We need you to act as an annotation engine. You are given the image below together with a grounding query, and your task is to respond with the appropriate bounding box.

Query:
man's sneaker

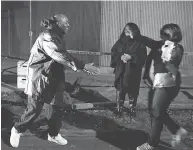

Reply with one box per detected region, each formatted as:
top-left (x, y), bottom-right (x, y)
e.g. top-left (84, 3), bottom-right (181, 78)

top-left (10, 127), bottom-right (22, 148)
top-left (171, 127), bottom-right (188, 147)
top-left (48, 133), bottom-right (68, 145)
top-left (137, 143), bottom-right (156, 150)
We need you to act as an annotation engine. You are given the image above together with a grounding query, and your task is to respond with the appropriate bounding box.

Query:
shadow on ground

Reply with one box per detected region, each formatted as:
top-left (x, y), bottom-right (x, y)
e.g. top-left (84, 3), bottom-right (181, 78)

top-left (97, 130), bottom-right (148, 150)
top-left (1, 105), bottom-right (175, 150)
top-left (97, 131), bottom-right (175, 150)
top-left (1, 105), bottom-right (49, 147)
top-left (1, 105), bottom-right (147, 150)
top-left (1, 106), bottom-right (19, 147)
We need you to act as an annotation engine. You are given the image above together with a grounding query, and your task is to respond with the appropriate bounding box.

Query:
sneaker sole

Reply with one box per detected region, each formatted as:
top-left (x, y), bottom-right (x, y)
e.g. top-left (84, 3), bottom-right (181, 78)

top-left (171, 132), bottom-right (188, 147)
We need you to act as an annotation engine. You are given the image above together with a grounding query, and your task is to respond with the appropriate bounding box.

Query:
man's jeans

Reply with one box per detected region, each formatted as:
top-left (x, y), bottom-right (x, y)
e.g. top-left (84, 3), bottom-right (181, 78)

top-left (148, 86), bottom-right (180, 147)
top-left (14, 81), bottom-right (65, 136)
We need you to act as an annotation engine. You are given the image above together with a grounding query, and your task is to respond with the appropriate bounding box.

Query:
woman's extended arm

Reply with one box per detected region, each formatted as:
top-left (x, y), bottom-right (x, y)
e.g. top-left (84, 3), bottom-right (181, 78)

top-left (135, 35), bottom-right (163, 50)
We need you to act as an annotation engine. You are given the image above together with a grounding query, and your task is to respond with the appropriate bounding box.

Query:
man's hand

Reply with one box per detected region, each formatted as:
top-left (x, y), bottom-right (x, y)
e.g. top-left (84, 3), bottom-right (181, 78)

top-left (121, 53), bottom-right (132, 63)
top-left (83, 63), bottom-right (100, 75)
top-left (69, 61), bottom-right (78, 71)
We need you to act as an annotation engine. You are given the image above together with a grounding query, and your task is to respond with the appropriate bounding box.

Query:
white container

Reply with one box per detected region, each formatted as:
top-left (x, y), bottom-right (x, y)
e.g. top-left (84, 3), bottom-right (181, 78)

top-left (17, 60), bottom-right (28, 76)
top-left (17, 75), bottom-right (27, 89)
top-left (17, 60), bottom-right (28, 88)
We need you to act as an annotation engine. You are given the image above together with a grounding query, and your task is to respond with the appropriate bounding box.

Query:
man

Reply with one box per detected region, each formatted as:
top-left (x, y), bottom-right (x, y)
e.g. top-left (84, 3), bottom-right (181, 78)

top-left (10, 14), bottom-right (99, 148)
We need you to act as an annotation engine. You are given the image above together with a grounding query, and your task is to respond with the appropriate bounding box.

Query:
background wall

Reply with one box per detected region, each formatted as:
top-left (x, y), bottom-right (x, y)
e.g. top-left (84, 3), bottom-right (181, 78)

top-left (1, 1), bottom-right (193, 68)
top-left (100, 1), bottom-right (193, 68)
top-left (1, 1), bottom-right (101, 65)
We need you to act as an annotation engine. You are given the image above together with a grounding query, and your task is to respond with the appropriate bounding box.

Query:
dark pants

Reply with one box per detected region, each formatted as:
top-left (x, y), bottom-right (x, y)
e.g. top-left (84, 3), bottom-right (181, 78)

top-left (148, 86), bottom-right (180, 147)
top-left (118, 90), bottom-right (138, 106)
top-left (116, 71), bottom-right (141, 107)
top-left (14, 80), bottom-right (65, 136)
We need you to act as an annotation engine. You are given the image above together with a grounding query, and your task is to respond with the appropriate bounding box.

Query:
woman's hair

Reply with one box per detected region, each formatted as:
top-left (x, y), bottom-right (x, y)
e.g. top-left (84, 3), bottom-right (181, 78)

top-left (120, 22), bottom-right (140, 39)
top-left (160, 23), bottom-right (182, 43)
top-left (40, 16), bottom-right (57, 30)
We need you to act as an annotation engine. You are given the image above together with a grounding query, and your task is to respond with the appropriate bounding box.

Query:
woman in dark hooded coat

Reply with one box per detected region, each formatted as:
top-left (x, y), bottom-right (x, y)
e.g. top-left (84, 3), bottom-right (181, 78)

top-left (110, 23), bottom-right (147, 113)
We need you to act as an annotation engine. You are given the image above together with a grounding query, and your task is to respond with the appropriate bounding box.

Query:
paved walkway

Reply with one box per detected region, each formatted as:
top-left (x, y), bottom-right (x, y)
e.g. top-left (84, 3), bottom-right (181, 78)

top-left (1, 61), bottom-right (193, 150)
top-left (1, 129), bottom-right (193, 150)
top-left (1, 127), bottom-right (193, 150)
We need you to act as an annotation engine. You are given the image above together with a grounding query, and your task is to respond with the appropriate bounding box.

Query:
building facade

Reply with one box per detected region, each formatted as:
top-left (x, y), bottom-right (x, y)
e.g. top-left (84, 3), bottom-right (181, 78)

top-left (1, 1), bottom-right (193, 68)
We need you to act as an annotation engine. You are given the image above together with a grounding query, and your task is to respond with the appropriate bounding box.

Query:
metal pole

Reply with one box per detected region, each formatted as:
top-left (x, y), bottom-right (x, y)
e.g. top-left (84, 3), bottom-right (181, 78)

top-left (8, 10), bottom-right (11, 56)
top-left (29, 0), bottom-right (33, 49)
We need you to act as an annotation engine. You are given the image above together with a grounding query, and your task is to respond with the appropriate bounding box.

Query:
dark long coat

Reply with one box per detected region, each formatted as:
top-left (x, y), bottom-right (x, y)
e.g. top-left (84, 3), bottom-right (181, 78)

top-left (110, 37), bottom-right (147, 97)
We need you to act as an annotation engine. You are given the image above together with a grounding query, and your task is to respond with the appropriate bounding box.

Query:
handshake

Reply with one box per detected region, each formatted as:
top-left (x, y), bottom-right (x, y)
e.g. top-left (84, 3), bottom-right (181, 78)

top-left (121, 53), bottom-right (132, 63)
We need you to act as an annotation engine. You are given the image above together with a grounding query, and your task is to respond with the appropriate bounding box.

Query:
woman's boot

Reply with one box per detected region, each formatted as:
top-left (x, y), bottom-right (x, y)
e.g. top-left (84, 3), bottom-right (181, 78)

top-left (129, 97), bottom-right (137, 117)
top-left (115, 91), bottom-right (125, 116)
top-left (116, 98), bottom-right (124, 114)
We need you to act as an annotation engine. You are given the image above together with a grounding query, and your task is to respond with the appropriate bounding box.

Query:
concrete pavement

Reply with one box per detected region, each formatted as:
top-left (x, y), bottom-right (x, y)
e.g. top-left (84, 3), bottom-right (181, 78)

top-left (1, 136), bottom-right (119, 150)
top-left (1, 129), bottom-right (193, 150)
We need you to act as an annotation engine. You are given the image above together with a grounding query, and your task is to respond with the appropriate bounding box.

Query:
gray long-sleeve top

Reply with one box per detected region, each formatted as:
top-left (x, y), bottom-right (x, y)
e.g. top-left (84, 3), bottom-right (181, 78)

top-left (24, 31), bottom-right (85, 96)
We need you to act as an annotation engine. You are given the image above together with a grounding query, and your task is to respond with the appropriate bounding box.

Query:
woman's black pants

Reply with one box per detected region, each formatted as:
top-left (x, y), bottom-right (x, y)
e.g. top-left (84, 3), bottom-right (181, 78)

top-left (147, 86), bottom-right (180, 147)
